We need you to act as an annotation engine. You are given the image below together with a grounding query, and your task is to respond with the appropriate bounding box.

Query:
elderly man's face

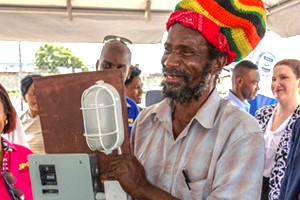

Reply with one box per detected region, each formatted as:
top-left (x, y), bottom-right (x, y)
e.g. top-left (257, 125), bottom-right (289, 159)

top-left (97, 42), bottom-right (131, 82)
top-left (161, 23), bottom-right (213, 105)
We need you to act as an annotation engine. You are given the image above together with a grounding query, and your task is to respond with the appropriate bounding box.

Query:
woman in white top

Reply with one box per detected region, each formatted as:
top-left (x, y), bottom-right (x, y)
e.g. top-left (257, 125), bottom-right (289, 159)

top-left (255, 59), bottom-right (300, 200)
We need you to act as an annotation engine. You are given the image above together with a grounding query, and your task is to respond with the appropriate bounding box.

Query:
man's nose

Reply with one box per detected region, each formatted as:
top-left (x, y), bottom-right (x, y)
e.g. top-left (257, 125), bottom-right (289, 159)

top-left (139, 88), bottom-right (143, 94)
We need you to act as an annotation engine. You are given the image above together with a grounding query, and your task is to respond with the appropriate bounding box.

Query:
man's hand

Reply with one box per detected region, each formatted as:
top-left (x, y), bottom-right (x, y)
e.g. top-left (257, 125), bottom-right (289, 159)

top-left (104, 154), bottom-right (179, 200)
top-left (104, 154), bottom-right (150, 198)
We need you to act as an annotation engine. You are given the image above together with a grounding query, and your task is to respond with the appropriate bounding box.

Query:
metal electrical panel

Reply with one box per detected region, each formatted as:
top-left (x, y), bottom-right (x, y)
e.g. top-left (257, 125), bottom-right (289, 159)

top-left (29, 154), bottom-right (99, 200)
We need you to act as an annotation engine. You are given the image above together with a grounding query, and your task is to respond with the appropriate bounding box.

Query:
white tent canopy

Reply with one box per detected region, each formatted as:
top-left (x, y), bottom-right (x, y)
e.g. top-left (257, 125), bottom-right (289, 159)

top-left (0, 0), bottom-right (299, 44)
top-left (0, 0), bottom-right (177, 43)
top-left (264, 0), bottom-right (300, 38)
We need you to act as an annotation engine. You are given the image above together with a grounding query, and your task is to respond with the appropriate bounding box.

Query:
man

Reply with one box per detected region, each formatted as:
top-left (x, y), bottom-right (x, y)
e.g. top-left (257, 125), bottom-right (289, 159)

top-left (226, 60), bottom-right (260, 112)
top-left (96, 40), bottom-right (139, 134)
top-left (20, 74), bottom-right (45, 154)
top-left (105, 0), bottom-right (266, 199)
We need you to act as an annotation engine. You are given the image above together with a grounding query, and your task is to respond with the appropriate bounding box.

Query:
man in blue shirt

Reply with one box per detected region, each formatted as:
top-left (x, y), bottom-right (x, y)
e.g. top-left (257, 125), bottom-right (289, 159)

top-left (96, 39), bottom-right (139, 134)
top-left (225, 60), bottom-right (260, 113)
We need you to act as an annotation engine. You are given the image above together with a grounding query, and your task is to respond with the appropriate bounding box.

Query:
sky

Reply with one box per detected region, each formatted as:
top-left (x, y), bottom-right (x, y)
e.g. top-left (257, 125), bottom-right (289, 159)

top-left (0, 30), bottom-right (299, 75)
top-left (0, 41), bottom-right (164, 75)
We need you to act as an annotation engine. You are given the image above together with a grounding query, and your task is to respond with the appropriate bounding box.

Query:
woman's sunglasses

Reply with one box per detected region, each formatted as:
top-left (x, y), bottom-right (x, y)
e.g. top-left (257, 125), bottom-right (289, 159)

top-left (2, 171), bottom-right (24, 200)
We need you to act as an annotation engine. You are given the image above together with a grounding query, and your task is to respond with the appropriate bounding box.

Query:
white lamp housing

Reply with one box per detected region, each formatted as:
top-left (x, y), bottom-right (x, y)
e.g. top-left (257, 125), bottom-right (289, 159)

top-left (81, 80), bottom-right (124, 155)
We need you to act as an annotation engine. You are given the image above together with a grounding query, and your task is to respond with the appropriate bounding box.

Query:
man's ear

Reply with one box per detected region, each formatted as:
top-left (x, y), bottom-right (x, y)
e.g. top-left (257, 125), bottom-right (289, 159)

top-left (237, 77), bottom-right (243, 85)
top-left (95, 60), bottom-right (99, 70)
top-left (211, 55), bottom-right (227, 75)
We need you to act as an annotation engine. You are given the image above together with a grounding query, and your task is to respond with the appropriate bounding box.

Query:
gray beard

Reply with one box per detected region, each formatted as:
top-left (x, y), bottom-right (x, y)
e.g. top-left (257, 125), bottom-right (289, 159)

top-left (161, 62), bottom-right (212, 108)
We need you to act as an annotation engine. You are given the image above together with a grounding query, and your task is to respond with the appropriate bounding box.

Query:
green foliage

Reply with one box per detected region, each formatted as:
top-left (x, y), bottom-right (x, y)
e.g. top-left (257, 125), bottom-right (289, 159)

top-left (8, 90), bottom-right (19, 97)
top-left (35, 43), bottom-right (85, 73)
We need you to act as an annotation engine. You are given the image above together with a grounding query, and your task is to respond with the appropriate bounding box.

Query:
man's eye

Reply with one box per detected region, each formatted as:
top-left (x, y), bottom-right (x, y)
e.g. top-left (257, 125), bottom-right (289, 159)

top-left (102, 64), bottom-right (111, 69)
top-left (164, 47), bottom-right (172, 54)
top-left (181, 50), bottom-right (194, 56)
top-left (117, 66), bottom-right (126, 69)
top-left (28, 92), bottom-right (36, 96)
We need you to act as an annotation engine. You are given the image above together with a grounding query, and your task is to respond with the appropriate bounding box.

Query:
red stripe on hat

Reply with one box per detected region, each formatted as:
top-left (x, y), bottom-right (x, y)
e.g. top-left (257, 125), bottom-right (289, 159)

top-left (239, 0), bottom-right (264, 7)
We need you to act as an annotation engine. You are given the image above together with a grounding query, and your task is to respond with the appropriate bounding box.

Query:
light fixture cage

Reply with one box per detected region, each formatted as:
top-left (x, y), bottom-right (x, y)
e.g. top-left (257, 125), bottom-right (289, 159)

top-left (81, 80), bottom-right (124, 155)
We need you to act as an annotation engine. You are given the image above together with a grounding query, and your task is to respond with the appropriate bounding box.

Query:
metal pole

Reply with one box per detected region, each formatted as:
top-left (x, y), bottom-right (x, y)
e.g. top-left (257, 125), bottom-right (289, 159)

top-left (18, 41), bottom-right (23, 111)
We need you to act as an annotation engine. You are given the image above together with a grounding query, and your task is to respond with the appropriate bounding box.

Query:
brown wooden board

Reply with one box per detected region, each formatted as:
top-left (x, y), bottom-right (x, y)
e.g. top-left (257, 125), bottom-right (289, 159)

top-left (33, 69), bottom-right (130, 191)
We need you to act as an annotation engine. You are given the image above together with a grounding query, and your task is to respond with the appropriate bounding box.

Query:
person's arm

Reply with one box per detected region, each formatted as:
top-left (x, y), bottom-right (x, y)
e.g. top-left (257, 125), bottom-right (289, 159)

top-left (105, 154), bottom-right (180, 200)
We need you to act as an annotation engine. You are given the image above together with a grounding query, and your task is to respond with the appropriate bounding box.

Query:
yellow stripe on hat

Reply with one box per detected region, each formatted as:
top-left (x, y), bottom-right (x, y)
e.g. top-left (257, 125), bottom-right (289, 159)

top-left (177, 0), bottom-right (238, 29)
top-left (177, 0), bottom-right (222, 26)
top-left (232, 0), bottom-right (266, 27)
top-left (230, 28), bottom-right (253, 59)
top-left (178, 0), bottom-right (266, 30)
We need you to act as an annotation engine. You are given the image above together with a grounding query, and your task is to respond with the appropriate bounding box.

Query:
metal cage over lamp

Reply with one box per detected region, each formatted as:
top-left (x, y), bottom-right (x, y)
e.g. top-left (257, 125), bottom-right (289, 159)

top-left (81, 80), bottom-right (124, 155)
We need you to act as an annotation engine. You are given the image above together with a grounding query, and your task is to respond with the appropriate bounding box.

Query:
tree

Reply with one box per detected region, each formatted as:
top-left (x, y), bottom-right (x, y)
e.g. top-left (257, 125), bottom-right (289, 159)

top-left (35, 43), bottom-right (87, 73)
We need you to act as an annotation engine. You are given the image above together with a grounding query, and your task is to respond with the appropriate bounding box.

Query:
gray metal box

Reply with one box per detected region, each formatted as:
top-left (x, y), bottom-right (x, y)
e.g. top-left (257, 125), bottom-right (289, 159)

top-left (28, 153), bottom-right (99, 200)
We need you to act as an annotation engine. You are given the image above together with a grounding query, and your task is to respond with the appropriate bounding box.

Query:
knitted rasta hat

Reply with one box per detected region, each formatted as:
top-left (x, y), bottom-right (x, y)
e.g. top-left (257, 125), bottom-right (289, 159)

top-left (166, 0), bottom-right (266, 65)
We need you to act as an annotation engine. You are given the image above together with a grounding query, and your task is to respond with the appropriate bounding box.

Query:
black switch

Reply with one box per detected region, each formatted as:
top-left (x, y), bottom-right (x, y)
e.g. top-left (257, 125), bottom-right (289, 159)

top-left (39, 165), bottom-right (57, 186)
